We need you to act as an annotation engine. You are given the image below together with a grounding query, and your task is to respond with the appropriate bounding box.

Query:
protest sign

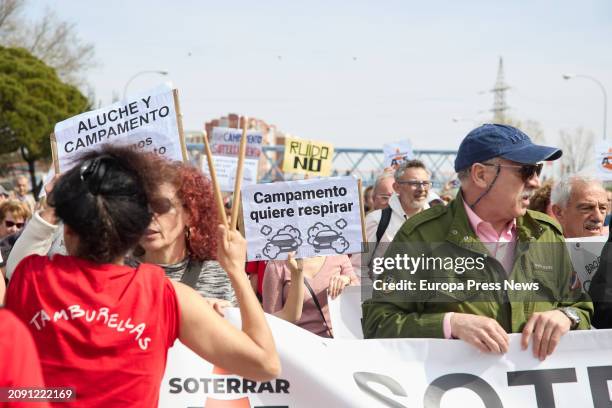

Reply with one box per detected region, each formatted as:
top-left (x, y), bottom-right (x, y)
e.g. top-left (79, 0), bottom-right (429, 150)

top-left (565, 236), bottom-right (606, 292)
top-left (595, 141), bottom-right (612, 180)
top-left (241, 176), bottom-right (363, 260)
top-left (383, 140), bottom-right (413, 168)
top-left (161, 308), bottom-right (612, 408)
top-left (282, 136), bottom-right (334, 176)
top-left (52, 84), bottom-right (186, 173)
top-left (201, 126), bottom-right (263, 192)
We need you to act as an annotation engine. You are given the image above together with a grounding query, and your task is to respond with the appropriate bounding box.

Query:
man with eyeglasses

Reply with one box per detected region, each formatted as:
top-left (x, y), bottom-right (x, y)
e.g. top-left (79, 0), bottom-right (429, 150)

top-left (363, 124), bottom-right (592, 361)
top-left (365, 160), bottom-right (431, 257)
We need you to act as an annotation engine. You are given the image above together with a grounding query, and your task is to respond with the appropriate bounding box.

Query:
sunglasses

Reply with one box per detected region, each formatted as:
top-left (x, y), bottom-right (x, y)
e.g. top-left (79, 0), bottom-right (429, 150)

top-left (5, 220), bottom-right (25, 228)
top-left (481, 162), bottom-right (543, 181)
top-left (149, 196), bottom-right (182, 215)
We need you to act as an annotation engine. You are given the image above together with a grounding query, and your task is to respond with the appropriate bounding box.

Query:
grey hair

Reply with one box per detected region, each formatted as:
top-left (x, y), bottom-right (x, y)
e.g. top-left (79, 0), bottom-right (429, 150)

top-left (394, 159), bottom-right (429, 181)
top-left (551, 175), bottom-right (604, 208)
top-left (374, 172), bottom-right (394, 192)
top-left (456, 158), bottom-right (498, 185)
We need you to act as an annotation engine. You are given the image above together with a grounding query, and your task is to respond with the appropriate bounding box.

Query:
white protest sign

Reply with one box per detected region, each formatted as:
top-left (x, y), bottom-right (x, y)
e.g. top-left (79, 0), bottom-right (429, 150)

top-left (160, 308), bottom-right (612, 408)
top-left (53, 83), bottom-right (184, 173)
top-left (241, 176), bottom-right (363, 261)
top-left (201, 127), bottom-right (263, 192)
top-left (383, 140), bottom-right (413, 168)
top-left (595, 141), bottom-right (612, 181)
top-left (565, 235), bottom-right (606, 292)
top-left (327, 285), bottom-right (363, 339)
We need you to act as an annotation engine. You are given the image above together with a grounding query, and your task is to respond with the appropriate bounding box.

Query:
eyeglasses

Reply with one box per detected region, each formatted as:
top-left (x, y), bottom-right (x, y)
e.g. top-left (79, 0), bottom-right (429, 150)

top-left (481, 162), bottom-right (543, 181)
top-left (5, 220), bottom-right (25, 229)
top-left (396, 180), bottom-right (432, 189)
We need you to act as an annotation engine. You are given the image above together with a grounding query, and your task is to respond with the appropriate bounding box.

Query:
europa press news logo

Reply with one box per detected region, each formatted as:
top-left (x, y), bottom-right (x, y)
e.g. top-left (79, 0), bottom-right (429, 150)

top-left (170, 366), bottom-right (291, 408)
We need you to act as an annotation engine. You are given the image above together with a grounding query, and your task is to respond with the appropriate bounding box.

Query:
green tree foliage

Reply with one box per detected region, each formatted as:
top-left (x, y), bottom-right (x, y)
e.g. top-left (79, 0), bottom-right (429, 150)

top-left (0, 46), bottom-right (89, 193)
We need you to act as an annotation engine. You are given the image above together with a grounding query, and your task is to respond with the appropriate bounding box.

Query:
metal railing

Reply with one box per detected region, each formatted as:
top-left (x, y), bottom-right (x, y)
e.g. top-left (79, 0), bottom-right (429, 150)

top-left (186, 144), bottom-right (458, 187)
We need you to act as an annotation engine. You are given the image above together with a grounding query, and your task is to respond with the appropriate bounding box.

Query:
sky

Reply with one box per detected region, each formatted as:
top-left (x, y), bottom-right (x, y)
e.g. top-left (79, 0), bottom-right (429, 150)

top-left (23, 0), bottom-right (612, 151)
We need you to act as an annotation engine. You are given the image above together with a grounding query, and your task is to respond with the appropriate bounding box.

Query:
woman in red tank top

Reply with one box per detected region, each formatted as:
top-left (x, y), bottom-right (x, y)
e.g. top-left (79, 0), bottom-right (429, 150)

top-left (5, 147), bottom-right (279, 407)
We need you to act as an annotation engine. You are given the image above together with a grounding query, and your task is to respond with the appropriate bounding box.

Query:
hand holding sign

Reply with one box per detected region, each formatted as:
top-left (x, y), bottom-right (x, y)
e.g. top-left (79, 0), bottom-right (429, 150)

top-left (216, 224), bottom-right (247, 276)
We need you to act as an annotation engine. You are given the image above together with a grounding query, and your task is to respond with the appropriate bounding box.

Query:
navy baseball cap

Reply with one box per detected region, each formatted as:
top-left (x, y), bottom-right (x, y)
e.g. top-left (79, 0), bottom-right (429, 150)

top-left (454, 124), bottom-right (562, 172)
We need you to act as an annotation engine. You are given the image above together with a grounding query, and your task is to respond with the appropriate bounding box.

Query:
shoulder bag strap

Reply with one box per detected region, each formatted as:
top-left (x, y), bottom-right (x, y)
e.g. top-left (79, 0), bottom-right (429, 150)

top-left (303, 277), bottom-right (333, 338)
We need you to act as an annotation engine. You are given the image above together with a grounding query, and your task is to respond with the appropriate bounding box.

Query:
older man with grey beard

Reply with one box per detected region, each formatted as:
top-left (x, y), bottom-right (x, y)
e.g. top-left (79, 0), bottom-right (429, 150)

top-left (551, 176), bottom-right (608, 238)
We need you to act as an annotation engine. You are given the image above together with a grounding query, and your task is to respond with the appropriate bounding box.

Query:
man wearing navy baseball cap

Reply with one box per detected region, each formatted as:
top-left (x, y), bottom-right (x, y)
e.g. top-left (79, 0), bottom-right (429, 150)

top-left (363, 124), bottom-right (592, 361)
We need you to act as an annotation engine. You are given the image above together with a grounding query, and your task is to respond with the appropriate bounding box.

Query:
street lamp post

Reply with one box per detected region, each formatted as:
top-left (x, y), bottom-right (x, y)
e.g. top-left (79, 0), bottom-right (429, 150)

top-left (123, 70), bottom-right (169, 100)
top-left (562, 73), bottom-right (608, 140)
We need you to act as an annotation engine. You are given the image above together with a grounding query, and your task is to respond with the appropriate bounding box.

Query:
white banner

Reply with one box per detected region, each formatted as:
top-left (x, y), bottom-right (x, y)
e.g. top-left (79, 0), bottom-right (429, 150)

top-left (328, 285), bottom-right (364, 339)
top-left (241, 177), bottom-right (363, 261)
top-left (383, 140), bottom-right (414, 168)
top-left (201, 127), bottom-right (263, 192)
top-left (565, 236), bottom-right (606, 292)
top-left (53, 84), bottom-right (183, 172)
top-left (161, 309), bottom-right (612, 408)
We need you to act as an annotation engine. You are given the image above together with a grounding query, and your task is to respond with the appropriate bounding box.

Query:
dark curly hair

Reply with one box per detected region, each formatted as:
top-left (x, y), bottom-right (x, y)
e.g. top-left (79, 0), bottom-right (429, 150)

top-left (49, 146), bottom-right (156, 264)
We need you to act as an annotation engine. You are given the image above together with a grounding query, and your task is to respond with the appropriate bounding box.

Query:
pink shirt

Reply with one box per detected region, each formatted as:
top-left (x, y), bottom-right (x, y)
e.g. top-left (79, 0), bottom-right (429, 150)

top-left (262, 255), bottom-right (358, 337)
top-left (443, 202), bottom-right (518, 338)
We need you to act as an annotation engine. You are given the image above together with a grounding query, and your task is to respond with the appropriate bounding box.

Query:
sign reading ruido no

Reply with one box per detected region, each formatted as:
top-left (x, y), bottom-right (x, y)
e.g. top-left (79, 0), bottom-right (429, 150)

top-left (51, 83), bottom-right (186, 173)
top-left (241, 176), bottom-right (363, 261)
top-left (282, 136), bottom-right (334, 176)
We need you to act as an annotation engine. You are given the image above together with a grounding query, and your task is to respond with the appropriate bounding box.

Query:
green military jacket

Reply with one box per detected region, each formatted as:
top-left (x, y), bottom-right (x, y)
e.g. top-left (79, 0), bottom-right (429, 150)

top-left (362, 193), bottom-right (593, 339)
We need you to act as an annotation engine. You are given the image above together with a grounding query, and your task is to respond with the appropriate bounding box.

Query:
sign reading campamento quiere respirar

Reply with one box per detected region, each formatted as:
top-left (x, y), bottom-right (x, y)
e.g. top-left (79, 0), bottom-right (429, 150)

top-left (241, 176), bottom-right (362, 261)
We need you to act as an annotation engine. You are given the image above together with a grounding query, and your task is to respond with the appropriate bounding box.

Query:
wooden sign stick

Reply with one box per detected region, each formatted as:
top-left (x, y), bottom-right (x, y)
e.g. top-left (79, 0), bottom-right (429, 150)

top-left (230, 117), bottom-right (248, 231)
top-left (49, 133), bottom-right (60, 174)
top-left (203, 130), bottom-right (229, 228)
top-left (357, 179), bottom-right (369, 253)
top-left (172, 89), bottom-right (189, 163)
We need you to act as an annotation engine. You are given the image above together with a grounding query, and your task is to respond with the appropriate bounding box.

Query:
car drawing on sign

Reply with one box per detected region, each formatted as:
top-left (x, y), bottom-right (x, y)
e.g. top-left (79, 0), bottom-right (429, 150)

top-left (269, 233), bottom-right (299, 252)
top-left (311, 230), bottom-right (341, 250)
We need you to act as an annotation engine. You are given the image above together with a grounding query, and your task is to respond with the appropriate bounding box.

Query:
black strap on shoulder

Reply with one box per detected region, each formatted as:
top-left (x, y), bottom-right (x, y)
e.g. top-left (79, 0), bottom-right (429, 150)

top-left (366, 207), bottom-right (394, 271)
top-left (303, 278), bottom-right (333, 338)
top-left (376, 206), bottom-right (393, 244)
top-left (180, 259), bottom-right (200, 288)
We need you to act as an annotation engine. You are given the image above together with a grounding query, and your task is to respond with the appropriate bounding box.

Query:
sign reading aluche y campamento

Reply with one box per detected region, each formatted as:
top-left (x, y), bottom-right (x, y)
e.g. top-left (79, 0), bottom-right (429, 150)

top-left (53, 84), bottom-right (184, 172)
top-left (241, 176), bottom-right (363, 261)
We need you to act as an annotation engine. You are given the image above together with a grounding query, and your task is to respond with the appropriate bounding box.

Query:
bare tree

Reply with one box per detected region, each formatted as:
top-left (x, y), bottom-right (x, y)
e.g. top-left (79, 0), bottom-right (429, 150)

top-left (0, 0), bottom-right (96, 86)
top-left (559, 127), bottom-right (595, 175)
top-left (0, 0), bottom-right (22, 33)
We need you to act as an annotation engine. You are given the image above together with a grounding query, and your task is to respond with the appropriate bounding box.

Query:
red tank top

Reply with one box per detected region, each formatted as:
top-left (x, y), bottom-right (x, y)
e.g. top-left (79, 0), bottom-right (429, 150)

top-left (6, 255), bottom-right (180, 408)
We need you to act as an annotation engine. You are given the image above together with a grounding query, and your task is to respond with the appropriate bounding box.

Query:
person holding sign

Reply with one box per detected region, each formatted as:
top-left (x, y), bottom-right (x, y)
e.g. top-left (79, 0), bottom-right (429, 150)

top-left (263, 254), bottom-right (358, 337)
top-left (5, 147), bottom-right (280, 406)
top-left (127, 160), bottom-right (237, 309)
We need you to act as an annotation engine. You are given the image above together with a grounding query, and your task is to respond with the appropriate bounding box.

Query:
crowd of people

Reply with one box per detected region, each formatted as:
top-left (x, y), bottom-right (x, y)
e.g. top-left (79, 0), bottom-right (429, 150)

top-left (1, 123), bottom-right (611, 406)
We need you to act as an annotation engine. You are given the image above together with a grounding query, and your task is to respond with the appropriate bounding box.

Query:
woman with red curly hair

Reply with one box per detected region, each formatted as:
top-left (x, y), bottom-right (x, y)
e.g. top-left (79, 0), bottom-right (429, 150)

top-left (128, 160), bottom-right (237, 305)
top-left (6, 159), bottom-right (236, 306)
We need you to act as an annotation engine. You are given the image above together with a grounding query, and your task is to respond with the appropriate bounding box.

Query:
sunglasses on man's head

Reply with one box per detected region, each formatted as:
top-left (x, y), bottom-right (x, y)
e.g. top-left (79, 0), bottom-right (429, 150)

top-left (5, 220), bottom-right (24, 228)
top-left (481, 162), bottom-right (543, 181)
